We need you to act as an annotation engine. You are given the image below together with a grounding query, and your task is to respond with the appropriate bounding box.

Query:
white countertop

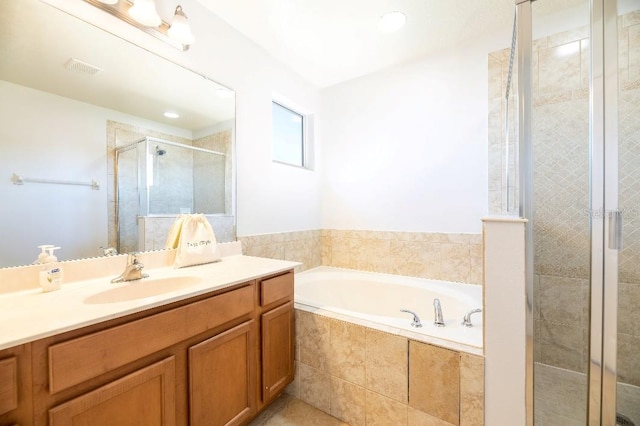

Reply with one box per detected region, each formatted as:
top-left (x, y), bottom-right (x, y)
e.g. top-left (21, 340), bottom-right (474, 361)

top-left (0, 255), bottom-right (299, 350)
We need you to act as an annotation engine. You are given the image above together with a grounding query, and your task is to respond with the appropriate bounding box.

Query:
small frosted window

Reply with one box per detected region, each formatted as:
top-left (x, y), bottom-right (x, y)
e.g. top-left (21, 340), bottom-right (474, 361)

top-left (272, 101), bottom-right (304, 167)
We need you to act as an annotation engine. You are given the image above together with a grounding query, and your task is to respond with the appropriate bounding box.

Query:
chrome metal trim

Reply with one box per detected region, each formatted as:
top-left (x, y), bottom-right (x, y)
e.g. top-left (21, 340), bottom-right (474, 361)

top-left (601, 0), bottom-right (620, 422)
top-left (516, 2), bottom-right (534, 425)
top-left (608, 210), bottom-right (623, 250)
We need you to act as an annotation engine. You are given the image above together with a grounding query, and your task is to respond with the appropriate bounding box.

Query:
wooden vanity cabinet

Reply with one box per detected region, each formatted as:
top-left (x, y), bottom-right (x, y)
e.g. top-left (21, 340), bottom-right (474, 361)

top-left (2, 268), bottom-right (295, 426)
top-left (258, 272), bottom-right (295, 407)
top-left (0, 344), bottom-right (33, 426)
top-left (189, 320), bottom-right (256, 426)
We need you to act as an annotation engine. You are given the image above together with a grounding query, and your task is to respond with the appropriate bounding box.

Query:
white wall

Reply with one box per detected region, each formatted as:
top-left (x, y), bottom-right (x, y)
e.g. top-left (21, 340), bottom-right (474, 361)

top-left (321, 41), bottom-right (501, 233)
top-left (43, 0), bottom-right (323, 238)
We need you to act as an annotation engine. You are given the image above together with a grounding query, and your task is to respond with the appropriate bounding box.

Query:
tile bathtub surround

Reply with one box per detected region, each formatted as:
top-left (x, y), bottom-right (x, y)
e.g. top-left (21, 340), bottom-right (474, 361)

top-left (240, 229), bottom-right (483, 284)
top-left (238, 230), bottom-right (323, 273)
top-left (290, 310), bottom-right (485, 426)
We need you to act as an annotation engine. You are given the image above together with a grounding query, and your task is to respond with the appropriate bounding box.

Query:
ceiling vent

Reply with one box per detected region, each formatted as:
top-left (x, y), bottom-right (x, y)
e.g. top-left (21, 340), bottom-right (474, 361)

top-left (64, 58), bottom-right (102, 75)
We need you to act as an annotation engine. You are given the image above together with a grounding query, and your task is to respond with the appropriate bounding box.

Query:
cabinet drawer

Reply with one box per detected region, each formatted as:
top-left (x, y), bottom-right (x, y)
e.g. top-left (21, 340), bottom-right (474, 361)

top-left (260, 272), bottom-right (293, 306)
top-left (49, 283), bottom-right (254, 394)
top-left (0, 357), bottom-right (17, 415)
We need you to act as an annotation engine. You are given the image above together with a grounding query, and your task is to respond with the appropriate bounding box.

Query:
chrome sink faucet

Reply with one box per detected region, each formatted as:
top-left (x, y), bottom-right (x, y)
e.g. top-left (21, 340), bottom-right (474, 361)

top-left (111, 253), bottom-right (149, 283)
top-left (433, 298), bottom-right (445, 327)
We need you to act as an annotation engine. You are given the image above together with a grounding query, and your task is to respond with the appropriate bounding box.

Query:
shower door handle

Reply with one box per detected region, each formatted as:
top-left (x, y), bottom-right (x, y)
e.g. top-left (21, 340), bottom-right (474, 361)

top-left (608, 210), bottom-right (623, 250)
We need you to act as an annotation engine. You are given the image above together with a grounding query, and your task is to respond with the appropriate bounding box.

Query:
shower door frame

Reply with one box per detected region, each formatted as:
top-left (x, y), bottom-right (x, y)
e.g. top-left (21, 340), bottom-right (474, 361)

top-left (518, 0), bottom-right (622, 424)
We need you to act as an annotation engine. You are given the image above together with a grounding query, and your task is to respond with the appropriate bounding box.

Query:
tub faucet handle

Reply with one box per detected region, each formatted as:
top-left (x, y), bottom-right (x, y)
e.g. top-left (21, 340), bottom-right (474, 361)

top-left (433, 298), bottom-right (445, 327)
top-left (400, 309), bottom-right (423, 328)
top-left (462, 308), bottom-right (482, 327)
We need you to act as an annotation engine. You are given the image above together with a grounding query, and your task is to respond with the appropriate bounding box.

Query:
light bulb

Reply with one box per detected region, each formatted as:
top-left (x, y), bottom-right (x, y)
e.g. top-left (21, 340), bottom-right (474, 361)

top-left (97, 0), bottom-right (119, 4)
top-left (128, 0), bottom-right (161, 27)
top-left (168, 5), bottom-right (195, 45)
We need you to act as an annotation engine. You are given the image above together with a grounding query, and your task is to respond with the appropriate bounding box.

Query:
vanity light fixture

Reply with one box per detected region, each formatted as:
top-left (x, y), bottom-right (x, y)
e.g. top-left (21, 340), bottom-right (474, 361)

top-left (168, 6), bottom-right (195, 45)
top-left (82, 0), bottom-right (194, 51)
top-left (378, 11), bottom-right (406, 33)
top-left (163, 111), bottom-right (180, 118)
top-left (128, 0), bottom-right (161, 27)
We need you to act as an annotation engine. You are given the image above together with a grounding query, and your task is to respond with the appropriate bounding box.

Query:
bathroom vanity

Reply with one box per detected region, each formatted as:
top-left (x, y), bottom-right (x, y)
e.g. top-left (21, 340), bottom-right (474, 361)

top-left (0, 255), bottom-right (296, 426)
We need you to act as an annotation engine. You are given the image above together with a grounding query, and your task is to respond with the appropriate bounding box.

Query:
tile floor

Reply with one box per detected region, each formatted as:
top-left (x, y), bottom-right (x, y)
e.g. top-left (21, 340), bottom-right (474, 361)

top-left (249, 394), bottom-right (349, 426)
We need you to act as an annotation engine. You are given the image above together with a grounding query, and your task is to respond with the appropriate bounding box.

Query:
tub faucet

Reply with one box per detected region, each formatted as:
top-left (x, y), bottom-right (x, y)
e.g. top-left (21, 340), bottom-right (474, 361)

top-left (433, 298), bottom-right (445, 327)
top-left (400, 309), bottom-right (423, 328)
top-left (111, 253), bottom-right (149, 283)
top-left (462, 308), bottom-right (482, 327)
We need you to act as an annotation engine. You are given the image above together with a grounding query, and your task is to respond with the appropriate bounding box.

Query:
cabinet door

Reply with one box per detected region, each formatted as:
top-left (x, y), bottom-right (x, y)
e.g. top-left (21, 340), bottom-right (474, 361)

top-left (261, 301), bottom-right (294, 402)
top-left (189, 320), bottom-right (256, 426)
top-left (49, 357), bottom-right (176, 426)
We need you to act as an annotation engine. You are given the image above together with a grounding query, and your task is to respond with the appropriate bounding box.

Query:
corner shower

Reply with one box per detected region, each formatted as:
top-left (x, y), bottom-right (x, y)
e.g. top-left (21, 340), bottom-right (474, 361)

top-left (493, 0), bottom-right (640, 424)
top-left (115, 136), bottom-right (231, 254)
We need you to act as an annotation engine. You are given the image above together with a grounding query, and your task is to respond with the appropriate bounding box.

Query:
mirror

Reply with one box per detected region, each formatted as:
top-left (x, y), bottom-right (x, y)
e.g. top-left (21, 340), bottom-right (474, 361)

top-left (0, 0), bottom-right (236, 268)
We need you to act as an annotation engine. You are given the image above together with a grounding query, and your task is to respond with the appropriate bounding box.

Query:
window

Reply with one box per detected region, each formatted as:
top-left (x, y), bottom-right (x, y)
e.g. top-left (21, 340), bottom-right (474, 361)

top-left (272, 101), bottom-right (307, 167)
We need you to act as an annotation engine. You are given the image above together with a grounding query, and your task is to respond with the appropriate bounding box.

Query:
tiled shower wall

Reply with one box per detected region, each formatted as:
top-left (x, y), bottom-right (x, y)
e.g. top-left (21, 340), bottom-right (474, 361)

top-left (488, 11), bottom-right (640, 388)
top-left (108, 121), bottom-right (234, 251)
top-left (239, 229), bottom-right (482, 285)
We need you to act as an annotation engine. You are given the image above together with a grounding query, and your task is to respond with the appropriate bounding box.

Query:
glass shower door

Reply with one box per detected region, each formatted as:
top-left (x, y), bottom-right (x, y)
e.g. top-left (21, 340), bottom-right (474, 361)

top-left (616, 0), bottom-right (640, 423)
top-left (530, 1), bottom-right (591, 424)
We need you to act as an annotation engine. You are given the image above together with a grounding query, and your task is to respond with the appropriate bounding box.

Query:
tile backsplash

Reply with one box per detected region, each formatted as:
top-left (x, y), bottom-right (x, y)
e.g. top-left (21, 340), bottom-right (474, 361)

top-left (239, 229), bottom-right (482, 285)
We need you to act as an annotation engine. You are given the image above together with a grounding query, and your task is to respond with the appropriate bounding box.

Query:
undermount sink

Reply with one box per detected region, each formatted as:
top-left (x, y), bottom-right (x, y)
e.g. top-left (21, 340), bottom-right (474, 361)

top-left (84, 275), bottom-right (203, 304)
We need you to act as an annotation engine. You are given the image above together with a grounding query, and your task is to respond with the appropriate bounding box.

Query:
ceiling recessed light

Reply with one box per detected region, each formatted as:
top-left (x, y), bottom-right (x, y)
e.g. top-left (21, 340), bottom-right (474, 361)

top-left (164, 112), bottom-right (179, 118)
top-left (378, 11), bottom-right (406, 33)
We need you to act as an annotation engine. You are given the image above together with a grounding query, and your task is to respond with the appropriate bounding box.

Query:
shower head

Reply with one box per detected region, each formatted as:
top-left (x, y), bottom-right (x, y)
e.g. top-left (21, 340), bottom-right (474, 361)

top-left (155, 145), bottom-right (167, 156)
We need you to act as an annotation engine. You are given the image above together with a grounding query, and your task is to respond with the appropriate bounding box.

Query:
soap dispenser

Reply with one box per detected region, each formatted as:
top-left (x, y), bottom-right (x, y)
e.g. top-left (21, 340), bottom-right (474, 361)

top-left (39, 246), bottom-right (63, 292)
top-left (34, 244), bottom-right (53, 265)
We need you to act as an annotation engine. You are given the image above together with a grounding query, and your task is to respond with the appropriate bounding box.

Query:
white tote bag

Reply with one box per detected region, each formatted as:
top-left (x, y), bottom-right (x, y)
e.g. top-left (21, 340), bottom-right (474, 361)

top-left (173, 214), bottom-right (221, 268)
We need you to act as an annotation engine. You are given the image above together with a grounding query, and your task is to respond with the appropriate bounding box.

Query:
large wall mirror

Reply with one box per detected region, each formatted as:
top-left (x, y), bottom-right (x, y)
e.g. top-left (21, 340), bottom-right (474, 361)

top-left (0, 0), bottom-right (236, 268)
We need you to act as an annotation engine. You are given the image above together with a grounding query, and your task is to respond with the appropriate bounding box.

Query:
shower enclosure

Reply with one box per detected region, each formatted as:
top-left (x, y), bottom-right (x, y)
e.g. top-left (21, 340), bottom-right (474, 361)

top-left (491, 0), bottom-right (640, 424)
top-left (115, 136), bottom-right (232, 253)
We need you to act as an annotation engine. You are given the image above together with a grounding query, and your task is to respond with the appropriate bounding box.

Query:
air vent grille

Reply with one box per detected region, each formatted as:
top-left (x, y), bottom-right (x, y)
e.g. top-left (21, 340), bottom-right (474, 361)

top-left (64, 58), bottom-right (102, 75)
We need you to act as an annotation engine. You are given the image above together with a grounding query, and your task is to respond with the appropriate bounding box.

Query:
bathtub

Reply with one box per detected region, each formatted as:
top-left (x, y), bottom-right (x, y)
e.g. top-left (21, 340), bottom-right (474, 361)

top-left (295, 266), bottom-right (483, 354)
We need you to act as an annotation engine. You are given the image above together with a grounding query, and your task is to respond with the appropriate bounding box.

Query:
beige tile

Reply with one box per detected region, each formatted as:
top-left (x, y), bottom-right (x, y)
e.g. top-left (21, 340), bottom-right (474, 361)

top-left (469, 244), bottom-right (483, 285)
top-left (284, 361), bottom-right (299, 398)
top-left (330, 237), bottom-right (351, 268)
top-left (440, 243), bottom-right (470, 283)
top-left (538, 275), bottom-right (586, 326)
top-left (329, 377), bottom-right (366, 426)
top-left (617, 381), bottom-right (640, 426)
top-left (537, 320), bottom-right (587, 373)
top-left (618, 333), bottom-right (640, 386)
top-left (538, 41), bottom-right (581, 94)
top-left (365, 329), bottom-right (409, 403)
top-left (533, 362), bottom-right (587, 424)
top-left (408, 407), bottom-right (456, 426)
top-left (365, 391), bottom-right (408, 426)
top-left (299, 363), bottom-right (331, 414)
top-left (618, 283), bottom-right (640, 336)
top-left (409, 342), bottom-right (460, 425)
top-left (629, 25), bottom-right (640, 80)
top-left (329, 320), bottom-right (366, 386)
top-left (297, 311), bottom-right (331, 371)
top-left (460, 354), bottom-right (484, 426)
top-left (349, 238), bottom-right (391, 273)
top-left (389, 241), bottom-right (441, 279)
top-left (322, 235), bottom-right (332, 265)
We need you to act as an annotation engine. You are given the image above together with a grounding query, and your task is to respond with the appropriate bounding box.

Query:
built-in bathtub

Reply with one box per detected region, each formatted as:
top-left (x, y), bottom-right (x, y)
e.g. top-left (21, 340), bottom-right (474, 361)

top-left (289, 266), bottom-right (486, 424)
top-left (295, 266), bottom-right (483, 355)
